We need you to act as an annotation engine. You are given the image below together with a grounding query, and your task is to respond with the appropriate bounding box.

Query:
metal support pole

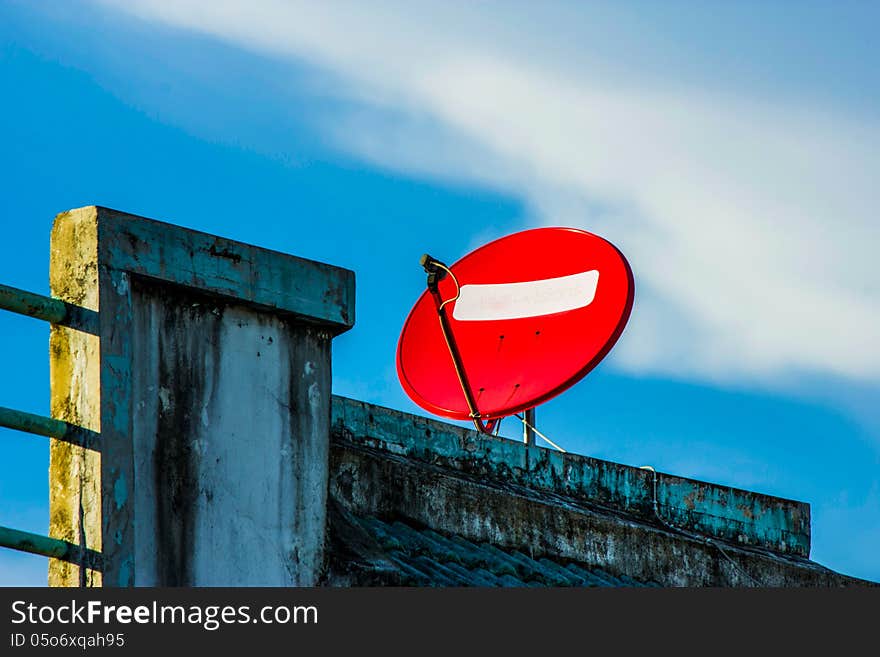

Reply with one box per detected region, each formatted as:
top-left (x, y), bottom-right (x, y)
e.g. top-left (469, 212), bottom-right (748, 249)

top-left (0, 406), bottom-right (98, 450)
top-left (0, 525), bottom-right (75, 560)
top-left (0, 282), bottom-right (67, 324)
top-left (523, 407), bottom-right (536, 447)
top-left (421, 254), bottom-right (498, 435)
top-left (0, 525), bottom-right (102, 570)
top-left (0, 406), bottom-right (69, 439)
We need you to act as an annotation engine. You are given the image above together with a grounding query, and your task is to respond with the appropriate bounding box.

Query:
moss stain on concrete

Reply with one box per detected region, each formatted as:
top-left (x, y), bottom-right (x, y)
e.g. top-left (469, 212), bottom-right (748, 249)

top-left (48, 207), bottom-right (102, 587)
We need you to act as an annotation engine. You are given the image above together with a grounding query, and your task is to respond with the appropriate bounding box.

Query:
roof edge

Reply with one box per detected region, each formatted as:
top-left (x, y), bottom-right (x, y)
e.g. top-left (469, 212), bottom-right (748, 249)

top-left (331, 395), bottom-right (810, 558)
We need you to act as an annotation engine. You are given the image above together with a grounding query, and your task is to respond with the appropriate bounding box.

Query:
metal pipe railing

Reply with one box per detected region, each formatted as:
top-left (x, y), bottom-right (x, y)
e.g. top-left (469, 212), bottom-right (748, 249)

top-left (0, 525), bottom-right (76, 560)
top-left (0, 406), bottom-right (68, 439)
top-left (0, 525), bottom-right (101, 570)
top-left (0, 406), bottom-right (98, 450)
top-left (0, 282), bottom-right (67, 324)
top-left (0, 282), bottom-right (102, 568)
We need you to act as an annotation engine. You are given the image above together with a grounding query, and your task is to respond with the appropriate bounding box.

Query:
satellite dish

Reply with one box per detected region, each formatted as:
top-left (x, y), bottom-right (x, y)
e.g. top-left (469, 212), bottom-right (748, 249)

top-left (396, 227), bottom-right (634, 435)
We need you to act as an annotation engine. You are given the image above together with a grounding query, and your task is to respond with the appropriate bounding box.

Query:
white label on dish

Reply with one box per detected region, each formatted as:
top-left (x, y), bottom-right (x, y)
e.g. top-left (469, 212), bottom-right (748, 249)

top-left (452, 270), bottom-right (599, 321)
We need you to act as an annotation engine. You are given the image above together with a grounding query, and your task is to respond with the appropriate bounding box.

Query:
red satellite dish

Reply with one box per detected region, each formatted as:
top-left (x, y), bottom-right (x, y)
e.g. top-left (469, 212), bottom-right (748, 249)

top-left (396, 227), bottom-right (634, 433)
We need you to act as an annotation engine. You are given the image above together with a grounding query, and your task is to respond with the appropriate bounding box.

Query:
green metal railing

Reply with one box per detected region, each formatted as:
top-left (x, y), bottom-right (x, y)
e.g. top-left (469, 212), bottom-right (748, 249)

top-left (0, 282), bottom-right (67, 324)
top-left (0, 283), bottom-right (101, 571)
top-left (0, 526), bottom-right (80, 561)
top-left (0, 406), bottom-right (69, 440)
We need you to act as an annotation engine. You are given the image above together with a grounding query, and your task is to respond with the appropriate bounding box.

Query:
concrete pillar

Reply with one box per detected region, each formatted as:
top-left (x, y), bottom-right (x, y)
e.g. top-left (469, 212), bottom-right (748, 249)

top-left (48, 207), bottom-right (354, 586)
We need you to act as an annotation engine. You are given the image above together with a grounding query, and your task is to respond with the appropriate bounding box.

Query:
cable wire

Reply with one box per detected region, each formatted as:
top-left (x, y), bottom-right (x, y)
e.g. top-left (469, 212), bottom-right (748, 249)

top-left (515, 413), bottom-right (566, 452)
top-left (638, 465), bottom-right (763, 586)
top-left (433, 262), bottom-right (460, 312)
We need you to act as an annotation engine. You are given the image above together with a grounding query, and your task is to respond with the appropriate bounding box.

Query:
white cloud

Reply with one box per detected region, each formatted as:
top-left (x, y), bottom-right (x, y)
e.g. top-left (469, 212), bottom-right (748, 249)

top-left (96, 0), bottom-right (880, 384)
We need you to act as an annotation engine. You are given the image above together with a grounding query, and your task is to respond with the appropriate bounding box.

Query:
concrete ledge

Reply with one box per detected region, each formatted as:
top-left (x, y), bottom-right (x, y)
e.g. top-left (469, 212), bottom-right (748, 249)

top-left (69, 206), bottom-right (355, 332)
top-left (331, 396), bottom-right (811, 558)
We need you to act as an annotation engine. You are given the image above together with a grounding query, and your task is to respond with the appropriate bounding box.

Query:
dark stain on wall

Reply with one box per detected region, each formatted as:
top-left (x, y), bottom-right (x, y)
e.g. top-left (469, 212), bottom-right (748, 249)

top-left (148, 286), bottom-right (224, 586)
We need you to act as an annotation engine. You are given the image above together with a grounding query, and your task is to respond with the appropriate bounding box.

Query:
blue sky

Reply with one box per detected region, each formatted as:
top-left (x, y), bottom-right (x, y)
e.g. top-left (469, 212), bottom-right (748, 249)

top-left (1, 1), bottom-right (878, 584)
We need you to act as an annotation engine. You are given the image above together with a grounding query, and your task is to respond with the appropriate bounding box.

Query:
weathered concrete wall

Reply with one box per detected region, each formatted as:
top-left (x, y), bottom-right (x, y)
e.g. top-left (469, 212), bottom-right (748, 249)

top-left (48, 206), bottom-right (354, 586)
top-left (329, 397), bottom-right (866, 587)
top-left (130, 282), bottom-right (330, 585)
top-left (331, 397), bottom-right (810, 557)
top-left (48, 213), bottom-right (102, 587)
